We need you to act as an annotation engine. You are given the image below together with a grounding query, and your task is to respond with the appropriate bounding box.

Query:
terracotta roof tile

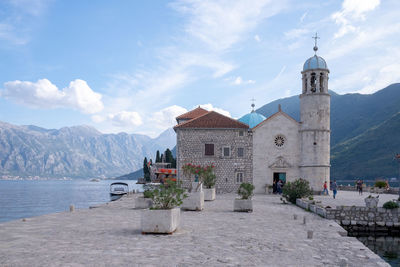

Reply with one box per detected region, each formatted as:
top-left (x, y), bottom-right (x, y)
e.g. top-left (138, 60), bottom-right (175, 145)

top-left (174, 111), bottom-right (249, 129)
top-left (176, 107), bottom-right (209, 120)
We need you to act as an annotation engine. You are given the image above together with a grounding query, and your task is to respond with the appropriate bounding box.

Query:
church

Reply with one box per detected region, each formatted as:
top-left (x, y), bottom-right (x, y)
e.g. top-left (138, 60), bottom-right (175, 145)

top-left (174, 42), bottom-right (330, 194)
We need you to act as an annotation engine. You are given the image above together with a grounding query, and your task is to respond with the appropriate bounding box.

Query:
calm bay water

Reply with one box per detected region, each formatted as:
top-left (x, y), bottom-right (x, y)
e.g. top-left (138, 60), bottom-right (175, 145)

top-left (0, 179), bottom-right (142, 223)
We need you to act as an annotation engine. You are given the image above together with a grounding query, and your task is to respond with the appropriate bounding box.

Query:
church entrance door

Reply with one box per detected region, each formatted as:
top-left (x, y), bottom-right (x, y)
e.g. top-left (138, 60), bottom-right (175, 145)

top-left (273, 172), bottom-right (286, 193)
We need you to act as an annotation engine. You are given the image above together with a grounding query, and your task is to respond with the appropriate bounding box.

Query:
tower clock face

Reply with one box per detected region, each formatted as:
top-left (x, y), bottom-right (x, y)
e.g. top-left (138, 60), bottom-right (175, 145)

top-left (274, 135), bottom-right (285, 147)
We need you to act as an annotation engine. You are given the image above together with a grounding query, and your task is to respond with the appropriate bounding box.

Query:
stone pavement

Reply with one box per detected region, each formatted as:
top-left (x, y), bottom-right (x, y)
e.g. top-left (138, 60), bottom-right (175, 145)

top-left (314, 190), bottom-right (399, 208)
top-left (0, 194), bottom-right (389, 266)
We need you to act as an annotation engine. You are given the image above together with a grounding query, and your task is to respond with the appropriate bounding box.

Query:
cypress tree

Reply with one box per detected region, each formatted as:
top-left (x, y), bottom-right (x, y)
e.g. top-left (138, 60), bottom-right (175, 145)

top-left (143, 157), bottom-right (150, 182)
top-left (165, 148), bottom-right (173, 165)
top-left (155, 150), bottom-right (161, 163)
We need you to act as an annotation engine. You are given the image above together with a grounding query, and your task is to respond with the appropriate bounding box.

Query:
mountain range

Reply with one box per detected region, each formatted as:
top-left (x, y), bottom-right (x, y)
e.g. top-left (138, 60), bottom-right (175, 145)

top-left (257, 83), bottom-right (400, 181)
top-left (0, 122), bottom-right (176, 178)
top-left (1, 83), bottom-right (399, 181)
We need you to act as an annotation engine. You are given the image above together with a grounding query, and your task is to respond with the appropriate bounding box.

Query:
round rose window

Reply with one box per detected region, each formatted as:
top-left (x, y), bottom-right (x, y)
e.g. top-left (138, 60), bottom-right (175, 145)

top-left (274, 135), bottom-right (285, 147)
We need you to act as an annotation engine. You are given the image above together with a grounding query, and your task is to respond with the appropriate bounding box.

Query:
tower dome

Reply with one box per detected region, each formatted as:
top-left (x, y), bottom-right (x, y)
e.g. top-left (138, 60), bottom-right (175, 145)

top-left (303, 55), bottom-right (327, 71)
top-left (238, 103), bottom-right (266, 128)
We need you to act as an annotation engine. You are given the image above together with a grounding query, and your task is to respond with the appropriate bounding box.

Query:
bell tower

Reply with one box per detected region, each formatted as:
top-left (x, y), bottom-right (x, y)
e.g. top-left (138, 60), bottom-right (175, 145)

top-left (299, 33), bottom-right (330, 192)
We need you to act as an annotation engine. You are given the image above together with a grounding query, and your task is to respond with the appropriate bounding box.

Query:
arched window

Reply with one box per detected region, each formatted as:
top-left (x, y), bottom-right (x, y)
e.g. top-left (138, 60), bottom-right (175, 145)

top-left (319, 73), bottom-right (324, 92)
top-left (304, 76), bottom-right (307, 93)
top-left (310, 73), bottom-right (316, 92)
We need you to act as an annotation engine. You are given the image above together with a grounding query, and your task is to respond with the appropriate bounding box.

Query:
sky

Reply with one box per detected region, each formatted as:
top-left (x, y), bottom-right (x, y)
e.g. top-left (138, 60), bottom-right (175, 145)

top-left (0, 0), bottom-right (399, 137)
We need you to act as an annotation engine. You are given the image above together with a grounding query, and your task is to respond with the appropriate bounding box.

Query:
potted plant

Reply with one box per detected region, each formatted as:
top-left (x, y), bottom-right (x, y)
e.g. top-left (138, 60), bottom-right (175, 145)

top-left (135, 184), bottom-right (155, 209)
top-left (364, 195), bottom-right (379, 208)
top-left (202, 166), bottom-right (216, 201)
top-left (181, 163), bottom-right (215, 210)
top-left (141, 180), bottom-right (187, 234)
top-left (234, 182), bottom-right (255, 212)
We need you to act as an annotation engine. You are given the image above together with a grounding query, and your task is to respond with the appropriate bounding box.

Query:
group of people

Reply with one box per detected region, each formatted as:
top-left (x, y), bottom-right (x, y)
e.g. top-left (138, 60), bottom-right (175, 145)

top-left (322, 180), bottom-right (338, 199)
top-left (273, 179), bottom-right (284, 194)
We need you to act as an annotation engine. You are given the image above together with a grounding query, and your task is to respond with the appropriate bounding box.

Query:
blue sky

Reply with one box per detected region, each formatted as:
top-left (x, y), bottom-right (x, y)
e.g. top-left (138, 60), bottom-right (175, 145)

top-left (0, 0), bottom-right (399, 137)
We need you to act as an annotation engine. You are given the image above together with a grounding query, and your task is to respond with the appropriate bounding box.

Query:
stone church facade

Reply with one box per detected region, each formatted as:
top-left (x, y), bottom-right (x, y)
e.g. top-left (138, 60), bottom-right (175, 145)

top-left (174, 44), bottom-right (330, 193)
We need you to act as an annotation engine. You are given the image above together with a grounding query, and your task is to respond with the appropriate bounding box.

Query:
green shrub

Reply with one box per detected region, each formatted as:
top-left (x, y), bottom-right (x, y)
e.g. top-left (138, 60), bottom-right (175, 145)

top-left (308, 196), bottom-right (314, 201)
top-left (203, 172), bottom-right (216, 189)
top-left (238, 183), bottom-right (255, 200)
top-left (374, 181), bottom-right (386, 188)
top-left (150, 180), bottom-right (187, 210)
top-left (282, 178), bottom-right (313, 204)
top-left (383, 201), bottom-right (399, 209)
top-left (143, 190), bottom-right (154, 199)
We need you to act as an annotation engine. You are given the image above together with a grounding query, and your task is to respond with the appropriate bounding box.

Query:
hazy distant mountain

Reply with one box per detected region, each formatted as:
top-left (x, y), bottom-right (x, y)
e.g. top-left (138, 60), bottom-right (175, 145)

top-left (256, 83), bottom-right (400, 180)
top-left (0, 122), bottom-right (176, 178)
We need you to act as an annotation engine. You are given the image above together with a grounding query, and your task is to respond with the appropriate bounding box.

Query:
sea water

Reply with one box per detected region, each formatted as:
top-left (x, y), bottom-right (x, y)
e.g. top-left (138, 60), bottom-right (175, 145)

top-left (0, 179), bottom-right (142, 223)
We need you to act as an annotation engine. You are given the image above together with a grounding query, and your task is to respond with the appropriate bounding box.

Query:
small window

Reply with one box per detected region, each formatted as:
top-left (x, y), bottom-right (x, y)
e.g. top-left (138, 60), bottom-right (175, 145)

top-left (236, 172), bottom-right (244, 184)
top-left (205, 144), bottom-right (214, 156)
top-left (239, 131), bottom-right (244, 136)
top-left (223, 146), bottom-right (230, 157)
top-left (237, 147), bottom-right (244, 157)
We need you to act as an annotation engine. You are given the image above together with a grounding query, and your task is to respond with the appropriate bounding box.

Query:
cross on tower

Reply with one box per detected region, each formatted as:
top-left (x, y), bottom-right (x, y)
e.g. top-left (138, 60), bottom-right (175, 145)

top-left (312, 32), bottom-right (320, 54)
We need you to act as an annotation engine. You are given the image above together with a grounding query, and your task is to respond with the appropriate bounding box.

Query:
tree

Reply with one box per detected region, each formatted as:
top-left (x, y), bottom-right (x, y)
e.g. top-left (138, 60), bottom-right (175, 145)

top-left (143, 157), bottom-right (151, 182)
top-left (155, 150), bottom-right (161, 163)
top-left (165, 149), bottom-right (173, 165)
top-left (163, 148), bottom-right (177, 168)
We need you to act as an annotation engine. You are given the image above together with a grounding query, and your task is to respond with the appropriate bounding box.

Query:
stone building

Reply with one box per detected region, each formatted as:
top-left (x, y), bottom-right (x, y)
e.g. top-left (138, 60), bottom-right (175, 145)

top-left (174, 42), bottom-right (330, 193)
top-left (174, 110), bottom-right (253, 193)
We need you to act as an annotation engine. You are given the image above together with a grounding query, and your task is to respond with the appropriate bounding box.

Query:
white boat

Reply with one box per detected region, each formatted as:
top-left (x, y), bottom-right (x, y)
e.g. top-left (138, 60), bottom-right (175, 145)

top-left (110, 182), bottom-right (129, 196)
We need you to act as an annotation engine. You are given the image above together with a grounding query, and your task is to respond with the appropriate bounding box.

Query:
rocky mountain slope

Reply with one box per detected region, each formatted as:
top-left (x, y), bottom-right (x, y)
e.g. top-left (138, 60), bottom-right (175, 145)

top-left (0, 123), bottom-right (176, 178)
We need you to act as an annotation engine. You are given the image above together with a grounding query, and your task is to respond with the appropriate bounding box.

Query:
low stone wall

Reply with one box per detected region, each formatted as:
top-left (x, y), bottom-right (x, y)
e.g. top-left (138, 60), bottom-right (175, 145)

top-left (296, 199), bottom-right (400, 233)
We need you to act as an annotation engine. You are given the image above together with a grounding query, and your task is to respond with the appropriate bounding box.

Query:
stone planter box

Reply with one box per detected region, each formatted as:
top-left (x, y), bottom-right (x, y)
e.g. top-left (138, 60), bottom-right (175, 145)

top-left (141, 207), bottom-right (180, 234)
top-left (234, 199), bottom-right (253, 212)
top-left (191, 182), bottom-right (203, 192)
top-left (135, 197), bottom-right (153, 209)
top-left (181, 191), bottom-right (204, 211)
top-left (203, 188), bottom-right (216, 201)
top-left (296, 199), bottom-right (309, 210)
top-left (316, 206), bottom-right (326, 217)
top-left (309, 204), bottom-right (317, 213)
top-left (265, 185), bottom-right (273, 194)
top-left (365, 197), bottom-right (379, 208)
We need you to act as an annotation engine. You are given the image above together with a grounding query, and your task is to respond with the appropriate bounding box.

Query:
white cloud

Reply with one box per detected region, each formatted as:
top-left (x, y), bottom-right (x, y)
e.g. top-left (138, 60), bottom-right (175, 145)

top-left (108, 111), bottom-right (142, 127)
top-left (300, 11), bottom-right (307, 23)
top-left (172, 0), bottom-right (286, 52)
top-left (151, 105), bottom-right (188, 130)
top-left (331, 0), bottom-right (380, 38)
top-left (198, 104), bottom-right (231, 117)
top-left (1, 79), bottom-right (104, 114)
top-left (254, 34), bottom-right (261, 42)
top-left (230, 76), bottom-right (256, 86)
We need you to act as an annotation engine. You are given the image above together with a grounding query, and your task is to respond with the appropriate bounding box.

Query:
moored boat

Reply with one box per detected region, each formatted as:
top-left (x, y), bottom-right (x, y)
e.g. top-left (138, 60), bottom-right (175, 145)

top-left (110, 182), bottom-right (129, 196)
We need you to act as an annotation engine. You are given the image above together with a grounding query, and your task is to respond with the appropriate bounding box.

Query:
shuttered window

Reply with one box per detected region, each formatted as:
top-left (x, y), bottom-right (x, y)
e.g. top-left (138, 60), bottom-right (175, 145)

top-left (237, 147), bottom-right (244, 157)
top-left (205, 144), bottom-right (214, 156)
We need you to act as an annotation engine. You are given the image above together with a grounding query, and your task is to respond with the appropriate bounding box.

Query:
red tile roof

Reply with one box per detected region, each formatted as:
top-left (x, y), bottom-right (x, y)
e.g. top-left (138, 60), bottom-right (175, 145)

top-left (174, 111), bottom-right (249, 129)
top-left (176, 107), bottom-right (209, 120)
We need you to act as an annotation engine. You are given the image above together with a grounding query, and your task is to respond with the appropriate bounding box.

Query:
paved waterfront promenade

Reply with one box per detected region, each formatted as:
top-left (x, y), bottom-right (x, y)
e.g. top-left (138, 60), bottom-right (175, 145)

top-left (314, 190), bottom-right (399, 208)
top-left (0, 194), bottom-right (389, 266)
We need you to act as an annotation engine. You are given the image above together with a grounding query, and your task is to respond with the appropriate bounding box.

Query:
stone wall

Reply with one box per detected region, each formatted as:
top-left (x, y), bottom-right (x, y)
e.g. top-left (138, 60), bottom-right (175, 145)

top-left (296, 198), bottom-right (400, 233)
top-left (176, 128), bottom-right (252, 193)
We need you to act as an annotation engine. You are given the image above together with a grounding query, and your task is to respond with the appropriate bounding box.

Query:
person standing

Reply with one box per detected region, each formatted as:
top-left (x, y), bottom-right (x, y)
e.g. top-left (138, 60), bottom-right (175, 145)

top-left (331, 180), bottom-right (338, 199)
top-left (322, 181), bottom-right (329, 195)
top-left (277, 180), bottom-right (283, 195)
top-left (357, 179), bottom-right (363, 195)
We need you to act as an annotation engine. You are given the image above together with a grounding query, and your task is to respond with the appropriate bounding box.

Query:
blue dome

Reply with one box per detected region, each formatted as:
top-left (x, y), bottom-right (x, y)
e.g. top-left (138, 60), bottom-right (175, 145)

top-left (238, 111), bottom-right (266, 128)
top-left (303, 55), bottom-right (328, 71)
